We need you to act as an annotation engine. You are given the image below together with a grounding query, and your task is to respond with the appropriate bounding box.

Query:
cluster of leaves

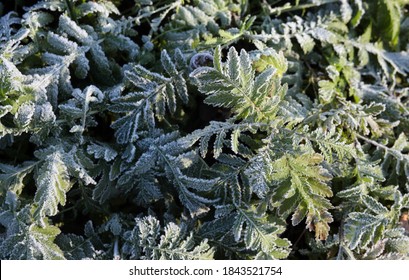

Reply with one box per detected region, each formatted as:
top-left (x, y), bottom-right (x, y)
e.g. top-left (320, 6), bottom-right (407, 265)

top-left (0, 0), bottom-right (408, 260)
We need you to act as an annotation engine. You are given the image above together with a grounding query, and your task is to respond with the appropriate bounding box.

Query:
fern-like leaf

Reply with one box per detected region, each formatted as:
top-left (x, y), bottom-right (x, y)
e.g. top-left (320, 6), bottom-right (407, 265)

top-left (0, 206), bottom-right (64, 260)
top-left (191, 46), bottom-right (287, 122)
top-left (33, 149), bottom-right (72, 227)
top-left (118, 131), bottom-right (217, 217)
top-left (122, 216), bottom-right (214, 260)
top-left (344, 191), bottom-right (409, 256)
top-left (0, 161), bottom-right (36, 194)
top-left (232, 206), bottom-right (291, 259)
top-left (110, 51), bottom-right (188, 144)
top-left (271, 153), bottom-right (333, 240)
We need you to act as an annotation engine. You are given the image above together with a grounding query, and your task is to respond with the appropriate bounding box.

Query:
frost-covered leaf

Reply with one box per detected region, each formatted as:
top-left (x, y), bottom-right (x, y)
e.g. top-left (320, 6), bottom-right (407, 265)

top-left (87, 142), bottom-right (118, 162)
top-left (122, 216), bottom-right (214, 260)
top-left (0, 161), bottom-right (36, 194)
top-left (271, 153), bottom-right (333, 240)
top-left (0, 207), bottom-right (64, 260)
top-left (232, 206), bottom-right (291, 259)
top-left (33, 150), bottom-right (72, 227)
top-left (110, 57), bottom-right (188, 144)
top-left (191, 47), bottom-right (287, 122)
top-left (1, 0), bottom-right (409, 262)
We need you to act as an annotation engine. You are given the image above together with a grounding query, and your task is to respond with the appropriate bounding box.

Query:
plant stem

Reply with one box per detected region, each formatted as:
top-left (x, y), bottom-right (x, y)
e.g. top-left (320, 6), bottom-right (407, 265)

top-left (113, 236), bottom-right (120, 260)
top-left (269, 0), bottom-right (339, 15)
top-left (356, 134), bottom-right (392, 152)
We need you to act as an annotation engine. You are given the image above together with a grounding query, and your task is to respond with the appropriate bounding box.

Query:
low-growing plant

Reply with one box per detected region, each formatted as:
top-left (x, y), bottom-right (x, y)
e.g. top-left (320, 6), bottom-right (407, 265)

top-left (0, 0), bottom-right (408, 260)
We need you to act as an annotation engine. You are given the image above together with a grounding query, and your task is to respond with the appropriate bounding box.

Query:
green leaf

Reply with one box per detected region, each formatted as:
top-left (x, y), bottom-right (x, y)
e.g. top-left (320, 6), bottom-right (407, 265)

top-left (362, 195), bottom-right (388, 215)
top-left (33, 150), bottom-right (72, 227)
top-left (213, 45), bottom-right (222, 72)
top-left (232, 206), bottom-right (291, 259)
top-left (191, 47), bottom-right (287, 122)
top-left (122, 216), bottom-right (214, 260)
top-left (231, 128), bottom-right (240, 154)
top-left (318, 80), bottom-right (337, 104)
top-left (376, 0), bottom-right (401, 49)
top-left (0, 161), bottom-right (36, 194)
top-left (87, 142), bottom-right (118, 162)
top-left (271, 153), bottom-right (334, 240)
top-left (0, 208), bottom-right (64, 260)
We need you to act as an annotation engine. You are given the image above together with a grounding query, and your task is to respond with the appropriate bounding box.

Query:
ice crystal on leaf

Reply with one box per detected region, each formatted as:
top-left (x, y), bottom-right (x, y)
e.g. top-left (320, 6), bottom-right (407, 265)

top-left (1, 0), bottom-right (409, 260)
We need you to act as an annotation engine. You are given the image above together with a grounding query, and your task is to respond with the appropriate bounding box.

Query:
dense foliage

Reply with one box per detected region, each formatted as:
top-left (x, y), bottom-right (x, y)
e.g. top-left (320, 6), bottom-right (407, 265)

top-left (0, 0), bottom-right (409, 260)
